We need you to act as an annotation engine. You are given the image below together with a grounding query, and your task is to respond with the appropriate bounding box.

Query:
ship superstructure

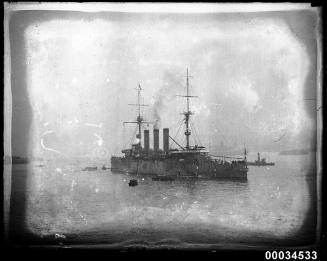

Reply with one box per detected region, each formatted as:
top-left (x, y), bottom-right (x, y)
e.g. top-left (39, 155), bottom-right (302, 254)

top-left (111, 70), bottom-right (248, 179)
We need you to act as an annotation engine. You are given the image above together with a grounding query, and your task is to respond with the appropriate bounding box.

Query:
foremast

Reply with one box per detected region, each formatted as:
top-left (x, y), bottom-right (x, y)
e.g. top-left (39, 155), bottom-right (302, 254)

top-left (177, 68), bottom-right (198, 150)
top-left (124, 84), bottom-right (151, 147)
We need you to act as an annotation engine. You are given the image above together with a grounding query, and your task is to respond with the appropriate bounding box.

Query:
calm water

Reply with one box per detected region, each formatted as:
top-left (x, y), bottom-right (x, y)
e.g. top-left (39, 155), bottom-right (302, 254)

top-left (9, 152), bottom-right (316, 247)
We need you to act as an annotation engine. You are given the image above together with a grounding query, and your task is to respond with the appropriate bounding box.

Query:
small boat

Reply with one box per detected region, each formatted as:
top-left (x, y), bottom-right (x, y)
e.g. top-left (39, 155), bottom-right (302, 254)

top-left (129, 179), bottom-right (138, 186)
top-left (82, 166), bottom-right (98, 171)
top-left (152, 176), bottom-right (175, 181)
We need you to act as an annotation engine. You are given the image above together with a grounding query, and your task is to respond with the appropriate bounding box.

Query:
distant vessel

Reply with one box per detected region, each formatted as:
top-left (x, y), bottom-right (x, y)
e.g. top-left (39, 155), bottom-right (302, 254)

top-left (111, 69), bottom-right (248, 179)
top-left (4, 155), bottom-right (45, 164)
top-left (82, 166), bottom-right (98, 171)
top-left (101, 165), bottom-right (111, 170)
top-left (247, 153), bottom-right (275, 166)
top-left (5, 156), bottom-right (30, 164)
top-left (279, 149), bottom-right (309, 155)
top-left (152, 176), bottom-right (175, 181)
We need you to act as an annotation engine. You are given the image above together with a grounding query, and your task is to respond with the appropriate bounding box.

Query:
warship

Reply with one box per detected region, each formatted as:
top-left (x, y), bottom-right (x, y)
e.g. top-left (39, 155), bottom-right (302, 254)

top-left (111, 69), bottom-right (248, 179)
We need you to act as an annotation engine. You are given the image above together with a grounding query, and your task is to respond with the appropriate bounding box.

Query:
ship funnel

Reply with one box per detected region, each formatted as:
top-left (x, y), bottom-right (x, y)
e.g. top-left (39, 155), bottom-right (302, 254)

top-left (153, 128), bottom-right (159, 153)
top-left (144, 130), bottom-right (149, 153)
top-left (163, 128), bottom-right (169, 153)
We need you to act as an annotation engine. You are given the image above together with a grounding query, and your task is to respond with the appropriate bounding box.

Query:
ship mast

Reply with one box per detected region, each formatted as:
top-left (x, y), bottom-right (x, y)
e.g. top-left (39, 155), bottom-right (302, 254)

top-left (177, 68), bottom-right (198, 150)
top-left (185, 69), bottom-right (191, 149)
top-left (125, 84), bottom-right (151, 147)
top-left (137, 84), bottom-right (142, 140)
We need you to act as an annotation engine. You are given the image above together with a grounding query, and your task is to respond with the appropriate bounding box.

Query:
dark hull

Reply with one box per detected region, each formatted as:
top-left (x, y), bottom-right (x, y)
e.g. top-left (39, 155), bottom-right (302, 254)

top-left (247, 162), bottom-right (275, 166)
top-left (111, 156), bottom-right (247, 179)
top-left (82, 167), bottom-right (98, 171)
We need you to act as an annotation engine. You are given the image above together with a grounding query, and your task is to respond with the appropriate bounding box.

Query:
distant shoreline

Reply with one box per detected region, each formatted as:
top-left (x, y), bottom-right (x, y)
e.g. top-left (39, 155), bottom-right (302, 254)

top-left (279, 149), bottom-right (309, 155)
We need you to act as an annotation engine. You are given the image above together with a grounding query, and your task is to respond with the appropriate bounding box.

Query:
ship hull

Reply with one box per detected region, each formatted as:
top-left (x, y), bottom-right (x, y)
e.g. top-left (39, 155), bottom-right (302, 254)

top-left (247, 162), bottom-right (275, 166)
top-left (111, 156), bottom-right (247, 179)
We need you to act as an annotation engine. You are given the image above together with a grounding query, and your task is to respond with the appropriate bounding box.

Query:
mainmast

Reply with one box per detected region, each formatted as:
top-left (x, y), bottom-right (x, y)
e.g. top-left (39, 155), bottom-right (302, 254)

top-left (177, 68), bottom-right (198, 150)
top-left (125, 84), bottom-right (151, 147)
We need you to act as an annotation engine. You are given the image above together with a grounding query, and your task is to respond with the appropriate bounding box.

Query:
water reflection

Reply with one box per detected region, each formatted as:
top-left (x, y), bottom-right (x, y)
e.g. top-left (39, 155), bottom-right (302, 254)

top-left (16, 154), bottom-right (315, 245)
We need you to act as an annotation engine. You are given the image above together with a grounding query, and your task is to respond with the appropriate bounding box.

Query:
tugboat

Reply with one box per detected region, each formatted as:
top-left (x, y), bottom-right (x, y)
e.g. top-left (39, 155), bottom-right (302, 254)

top-left (247, 152), bottom-right (275, 166)
top-left (111, 69), bottom-right (248, 179)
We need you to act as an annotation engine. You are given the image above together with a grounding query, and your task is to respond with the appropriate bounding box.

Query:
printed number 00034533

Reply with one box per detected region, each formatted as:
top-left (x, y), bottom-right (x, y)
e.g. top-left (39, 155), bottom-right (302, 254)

top-left (265, 251), bottom-right (317, 260)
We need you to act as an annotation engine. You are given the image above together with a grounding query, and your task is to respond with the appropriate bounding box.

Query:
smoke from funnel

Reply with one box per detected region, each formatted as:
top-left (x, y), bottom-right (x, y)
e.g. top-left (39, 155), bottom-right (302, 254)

top-left (152, 69), bottom-right (183, 128)
top-left (154, 119), bottom-right (160, 130)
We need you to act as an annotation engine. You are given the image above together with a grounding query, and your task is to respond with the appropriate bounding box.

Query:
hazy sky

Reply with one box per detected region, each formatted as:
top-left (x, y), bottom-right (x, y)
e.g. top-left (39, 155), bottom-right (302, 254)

top-left (6, 4), bottom-right (320, 158)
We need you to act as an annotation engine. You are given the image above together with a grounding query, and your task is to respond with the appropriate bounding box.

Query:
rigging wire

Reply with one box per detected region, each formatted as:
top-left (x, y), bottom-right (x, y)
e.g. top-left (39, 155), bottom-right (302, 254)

top-left (123, 124), bottom-right (135, 149)
top-left (123, 124), bottom-right (126, 148)
top-left (170, 121), bottom-right (183, 149)
top-left (170, 119), bottom-right (184, 149)
top-left (189, 119), bottom-right (202, 146)
top-left (167, 118), bottom-right (184, 132)
top-left (193, 121), bottom-right (202, 146)
top-left (190, 121), bottom-right (198, 146)
top-left (189, 119), bottom-right (197, 144)
top-left (174, 118), bottom-right (185, 134)
top-left (128, 126), bottom-right (138, 146)
top-left (191, 122), bottom-right (201, 145)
